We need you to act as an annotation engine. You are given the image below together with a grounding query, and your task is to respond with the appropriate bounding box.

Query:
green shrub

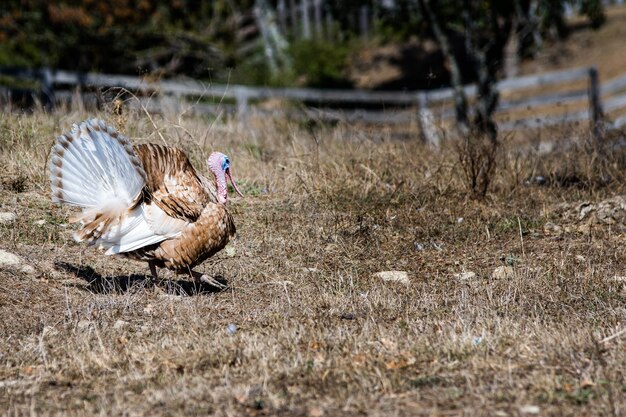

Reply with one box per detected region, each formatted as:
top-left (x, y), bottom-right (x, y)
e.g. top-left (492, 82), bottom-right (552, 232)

top-left (289, 39), bottom-right (353, 88)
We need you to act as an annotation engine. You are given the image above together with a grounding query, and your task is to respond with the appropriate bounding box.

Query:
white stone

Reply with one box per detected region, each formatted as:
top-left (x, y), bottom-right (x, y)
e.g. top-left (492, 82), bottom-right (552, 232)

top-left (492, 266), bottom-right (514, 280)
top-left (0, 250), bottom-right (36, 275)
top-left (374, 271), bottom-right (409, 284)
top-left (0, 212), bottom-right (16, 224)
top-left (77, 320), bottom-right (92, 331)
top-left (519, 405), bottom-right (540, 415)
top-left (113, 320), bottom-right (130, 330)
top-left (454, 271), bottom-right (477, 281)
top-left (19, 265), bottom-right (36, 275)
top-left (0, 250), bottom-right (22, 267)
top-left (224, 245), bottom-right (236, 257)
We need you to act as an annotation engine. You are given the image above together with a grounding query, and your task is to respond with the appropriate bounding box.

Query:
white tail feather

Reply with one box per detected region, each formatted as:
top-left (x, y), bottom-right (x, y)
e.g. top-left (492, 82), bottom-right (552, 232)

top-left (98, 205), bottom-right (187, 255)
top-left (49, 119), bottom-right (146, 212)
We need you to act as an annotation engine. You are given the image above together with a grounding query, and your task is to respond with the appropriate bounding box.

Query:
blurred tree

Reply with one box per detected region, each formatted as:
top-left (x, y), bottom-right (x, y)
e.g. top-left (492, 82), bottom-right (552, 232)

top-left (579, 0), bottom-right (606, 28)
top-left (0, 0), bottom-right (608, 87)
top-left (0, 0), bottom-right (253, 79)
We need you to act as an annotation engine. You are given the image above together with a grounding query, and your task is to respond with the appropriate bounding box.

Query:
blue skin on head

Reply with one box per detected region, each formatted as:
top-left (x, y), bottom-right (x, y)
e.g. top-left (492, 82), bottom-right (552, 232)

top-left (221, 156), bottom-right (230, 172)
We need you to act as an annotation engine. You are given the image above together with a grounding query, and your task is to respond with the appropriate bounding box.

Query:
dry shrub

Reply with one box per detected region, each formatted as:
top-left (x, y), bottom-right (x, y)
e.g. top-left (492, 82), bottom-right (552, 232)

top-left (532, 130), bottom-right (626, 192)
top-left (456, 130), bottom-right (499, 198)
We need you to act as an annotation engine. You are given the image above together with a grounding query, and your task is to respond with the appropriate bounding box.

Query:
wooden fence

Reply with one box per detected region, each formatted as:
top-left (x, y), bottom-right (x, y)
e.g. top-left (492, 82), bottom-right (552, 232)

top-left (2, 65), bottom-right (626, 143)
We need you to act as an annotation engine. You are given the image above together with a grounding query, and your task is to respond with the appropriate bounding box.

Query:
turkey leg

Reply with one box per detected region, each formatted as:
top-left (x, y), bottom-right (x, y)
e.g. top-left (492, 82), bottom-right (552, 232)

top-left (148, 261), bottom-right (159, 283)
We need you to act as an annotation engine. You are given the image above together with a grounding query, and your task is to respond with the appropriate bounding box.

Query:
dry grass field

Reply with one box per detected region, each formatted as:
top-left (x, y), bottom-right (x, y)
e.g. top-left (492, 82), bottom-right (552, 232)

top-left (0, 106), bottom-right (625, 416)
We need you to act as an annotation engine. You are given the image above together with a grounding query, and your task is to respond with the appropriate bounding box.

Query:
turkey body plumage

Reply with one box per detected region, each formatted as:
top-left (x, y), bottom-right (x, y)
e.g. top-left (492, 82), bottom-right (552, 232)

top-left (120, 143), bottom-right (236, 271)
top-left (49, 119), bottom-right (239, 283)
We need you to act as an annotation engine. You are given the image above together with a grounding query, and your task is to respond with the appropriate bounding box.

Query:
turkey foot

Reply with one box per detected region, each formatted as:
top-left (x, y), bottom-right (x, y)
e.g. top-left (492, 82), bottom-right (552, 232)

top-left (190, 270), bottom-right (228, 289)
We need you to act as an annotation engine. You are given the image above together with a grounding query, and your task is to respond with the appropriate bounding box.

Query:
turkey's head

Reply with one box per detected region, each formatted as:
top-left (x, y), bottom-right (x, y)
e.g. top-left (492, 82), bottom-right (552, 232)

top-left (207, 152), bottom-right (244, 204)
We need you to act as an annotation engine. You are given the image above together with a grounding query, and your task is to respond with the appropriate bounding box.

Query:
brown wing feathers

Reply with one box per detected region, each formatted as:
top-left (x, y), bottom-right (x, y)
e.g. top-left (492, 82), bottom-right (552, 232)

top-left (134, 144), bottom-right (211, 222)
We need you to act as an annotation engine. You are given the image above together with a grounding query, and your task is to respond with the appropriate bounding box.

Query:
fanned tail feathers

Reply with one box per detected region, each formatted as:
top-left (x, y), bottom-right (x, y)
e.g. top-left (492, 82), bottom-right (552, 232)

top-left (49, 119), bottom-right (150, 247)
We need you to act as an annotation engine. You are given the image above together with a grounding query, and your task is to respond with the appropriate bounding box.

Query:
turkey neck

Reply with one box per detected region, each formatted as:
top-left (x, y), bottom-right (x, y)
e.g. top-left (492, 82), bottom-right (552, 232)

top-left (197, 173), bottom-right (219, 202)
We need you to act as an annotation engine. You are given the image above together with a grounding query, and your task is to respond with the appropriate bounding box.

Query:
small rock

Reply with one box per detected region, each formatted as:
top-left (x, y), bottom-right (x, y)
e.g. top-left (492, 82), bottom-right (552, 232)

top-left (77, 320), bottom-right (92, 331)
top-left (374, 271), bottom-right (409, 284)
top-left (308, 407), bottom-right (324, 417)
top-left (472, 336), bottom-right (484, 345)
top-left (33, 220), bottom-right (46, 226)
top-left (492, 266), bottom-right (514, 280)
top-left (543, 222), bottom-right (563, 234)
top-left (414, 242), bottom-right (424, 251)
top-left (609, 276), bottom-right (626, 292)
top-left (0, 212), bottom-right (16, 224)
top-left (340, 312), bottom-right (356, 320)
top-left (113, 320), bottom-right (130, 330)
top-left (158, 294), bottom-right (183, 300)
top-left (227, 323), bottom-right (238, 334)
top-left (454, 271), bottom-right (477, 281)
top-left (456, 217), bottom-right (464, 224)
top-left (0, 249), bottom-right (35, 274)
top-left (578, 202), bottom-right (594, 220)
top-left (0, 250), bottom-right (22, 267)
top-left (431, 241), bottom-right (444, 251)
top-left (19, 265), bottom-right (36, 275)
top-left (224, 245), bottom-right (236, 258)
top-left (519, 405), bottom-right (540, 415)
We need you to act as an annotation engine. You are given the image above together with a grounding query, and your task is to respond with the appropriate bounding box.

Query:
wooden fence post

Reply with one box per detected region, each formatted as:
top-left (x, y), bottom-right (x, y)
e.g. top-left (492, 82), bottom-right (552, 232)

top-left (588, 66), bottom-right (603, 140)
top-left (40, 67), bottom-right (54, 111)
top-left (235, 86), bottom-right (250, 121)
top-left (417, 92), bottom-right (439, 146)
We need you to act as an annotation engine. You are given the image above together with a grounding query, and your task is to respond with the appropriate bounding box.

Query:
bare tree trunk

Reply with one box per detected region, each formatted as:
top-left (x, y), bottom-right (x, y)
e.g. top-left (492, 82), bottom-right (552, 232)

top-left (503, 15), bottom-right (519, 78)
top-left (289, 0), bottom-right (298, 37)
top-left (359, 5), bottom-right (369, 40)
top-left (255, 0), bottom-right (292, 75)
top-left (462, 0), bottom-right (498, 143)
top-left (325, 11), bottom-right (334, 41)
top-left (301, 0), bottom-right (311, 39)
top-left (418, 0), bottom-right (469, 132)
top-left (277, 0), bottom-right (287, 34)
top-left (313, 0), bottom-right (323, 39)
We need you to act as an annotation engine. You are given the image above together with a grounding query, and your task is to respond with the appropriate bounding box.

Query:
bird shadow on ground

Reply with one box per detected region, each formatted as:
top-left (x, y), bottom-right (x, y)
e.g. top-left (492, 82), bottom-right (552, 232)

top-left (54, 261), bottom-right (227, 296)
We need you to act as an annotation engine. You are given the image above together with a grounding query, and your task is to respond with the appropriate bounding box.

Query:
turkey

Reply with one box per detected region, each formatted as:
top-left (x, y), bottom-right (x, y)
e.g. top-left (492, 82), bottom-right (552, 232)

top-left (49, 119), bottom-right (243, 287)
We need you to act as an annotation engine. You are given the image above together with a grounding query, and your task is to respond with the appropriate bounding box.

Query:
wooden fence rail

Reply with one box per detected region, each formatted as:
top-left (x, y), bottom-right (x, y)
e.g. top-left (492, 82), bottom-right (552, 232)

top-left (2, 65), bottom-right (626, 142)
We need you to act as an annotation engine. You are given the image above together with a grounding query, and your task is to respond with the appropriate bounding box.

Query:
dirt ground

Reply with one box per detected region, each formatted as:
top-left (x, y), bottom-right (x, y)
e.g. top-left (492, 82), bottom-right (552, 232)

top-left (0, 107), bottom-right (624, 416)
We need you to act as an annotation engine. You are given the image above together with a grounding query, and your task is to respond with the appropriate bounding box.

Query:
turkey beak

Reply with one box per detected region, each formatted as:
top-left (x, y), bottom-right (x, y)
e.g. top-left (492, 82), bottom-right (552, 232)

top-left (226, 168), bottom-right (244, 197)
